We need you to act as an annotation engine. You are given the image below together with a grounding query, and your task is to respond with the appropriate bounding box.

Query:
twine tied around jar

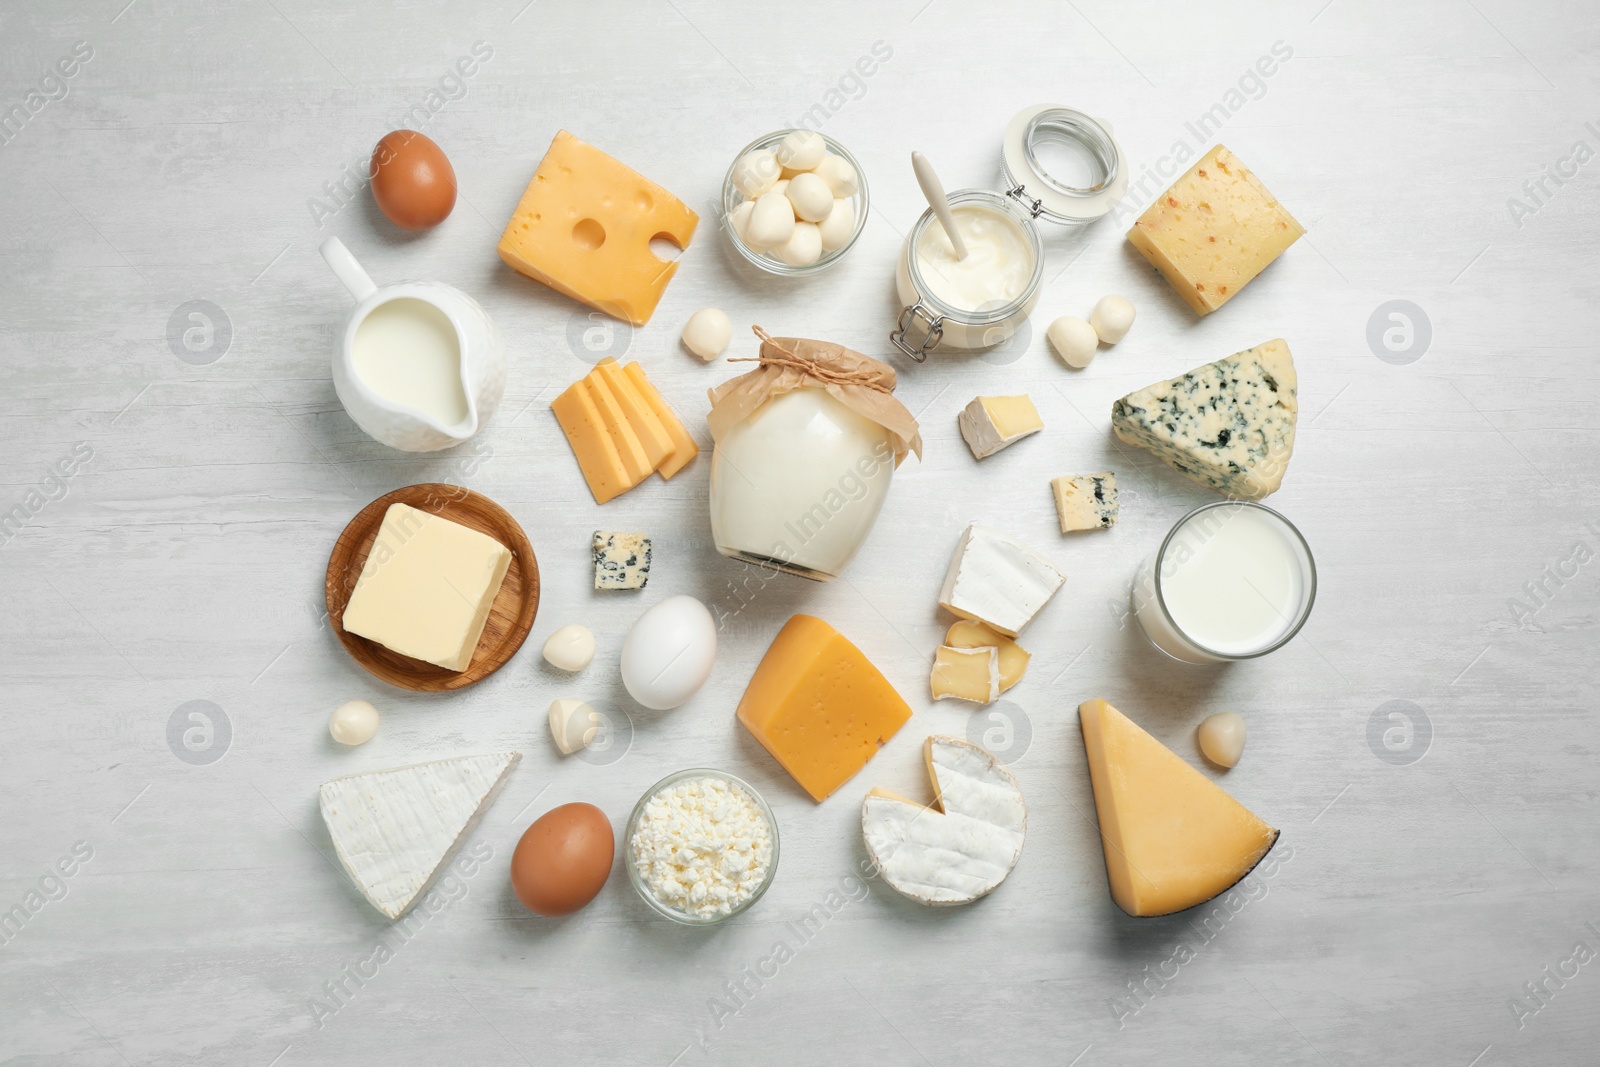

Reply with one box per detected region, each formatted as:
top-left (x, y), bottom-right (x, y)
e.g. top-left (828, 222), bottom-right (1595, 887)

top-left (729, 327), bottom-right (894, 394)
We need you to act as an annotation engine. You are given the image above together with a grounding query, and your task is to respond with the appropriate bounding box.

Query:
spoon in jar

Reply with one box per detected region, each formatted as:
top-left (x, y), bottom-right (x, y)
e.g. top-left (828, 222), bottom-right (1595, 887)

top-left (911, 151), bottom-right (968, 260)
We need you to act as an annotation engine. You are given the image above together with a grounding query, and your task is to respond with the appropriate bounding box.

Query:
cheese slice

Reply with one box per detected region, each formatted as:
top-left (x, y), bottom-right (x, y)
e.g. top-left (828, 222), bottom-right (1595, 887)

top-left (938, 524), bottom-right (1065, 637)
top-left (1126, 144), bottom-right (1303, 316)
top-left (497, 130), bottom-right (697, 326)
top-left (957, 395), bottom-right (1043, 460)
top-left (945, 619), bottom-right (1029, 692)
top-left (593, 358), bottom-right (672, 469)
top-left (861, 736), bottom-right (1027, 906)
top-left (584, 374), bottom-right (654, 485)
top-left (320, 752), bottom-right (521, 919)
top-left (930, 645), bottom-right (1000, 704)
top-left (339, 503), bottom-right (512, 672)
top-left (736, 614), bottom-right (912, 802)
top-left (623, 362), bottom-right (699, 479)
top-left (551, 376), bottom-right (633, 503)
top-left (1078, 698), bottom-right (1278, 917)
top-left (1111, 339), bottom-right (1297, 500)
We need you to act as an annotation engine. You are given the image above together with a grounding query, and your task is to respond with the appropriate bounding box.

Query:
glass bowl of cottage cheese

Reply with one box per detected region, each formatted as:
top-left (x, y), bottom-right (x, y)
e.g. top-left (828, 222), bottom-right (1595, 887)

top-left (625, 769), bottom-right (779, 925)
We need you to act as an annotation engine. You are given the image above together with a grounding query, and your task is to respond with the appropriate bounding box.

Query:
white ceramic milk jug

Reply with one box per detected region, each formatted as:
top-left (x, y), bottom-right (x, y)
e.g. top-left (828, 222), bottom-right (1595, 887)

top-left (320, 236), bottom-right (506, 453)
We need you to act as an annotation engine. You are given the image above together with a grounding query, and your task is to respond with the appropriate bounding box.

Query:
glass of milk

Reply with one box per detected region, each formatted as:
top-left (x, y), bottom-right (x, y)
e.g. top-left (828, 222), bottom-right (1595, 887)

top-left (1131, 502), bottom-right (1317, 664)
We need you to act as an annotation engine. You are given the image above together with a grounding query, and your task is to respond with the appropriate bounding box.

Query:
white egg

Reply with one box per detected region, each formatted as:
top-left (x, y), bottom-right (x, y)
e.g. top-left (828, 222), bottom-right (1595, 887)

top-left (1197, 711), bottom-right (1247, 768)
top-left (731, 149), bottom-right (780, 199)
top-left (541, 624), bottom-right (595, 672)
top-left (746, 190), bottom-right (796, 251)
top-left (811, 153), bottom-right (858, 198)
top-left (620, 595), bottom-right (717, 710)
top-left (773, 221), bottom-right (822, 267)
top-left (817, 197), bottom-right (856, 252)
top-left (1048, 315), bottom-right (1099, 368)
top-left (785, 172), bottom-right (834, 223)
top-left (329, 700), bottom-right (379, 746)
top-left (1090, 295), bottom-right (1136, 344)
top-left (774, 129), bottom-right (826, 171)
top-left (682, 307), bottom-right (732, 361)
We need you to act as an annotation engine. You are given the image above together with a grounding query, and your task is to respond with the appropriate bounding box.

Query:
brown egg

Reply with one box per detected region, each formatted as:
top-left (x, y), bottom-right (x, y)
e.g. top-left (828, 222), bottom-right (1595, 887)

top-left (510, 802), bottom-right (614, 916)
top-left (370, 130), bottom-right (456, 231)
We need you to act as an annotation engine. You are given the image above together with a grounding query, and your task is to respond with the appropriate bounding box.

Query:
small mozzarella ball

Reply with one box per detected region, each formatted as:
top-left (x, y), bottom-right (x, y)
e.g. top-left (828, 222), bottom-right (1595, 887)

top-left (785, 172), bottom-right (834, 223)
top-left (681, 308), bottom-right (732, 361)
top-left (1048, 315), bottom-right (1099, 368)
top-left (728, 199), bottom-right (756, 246)
top-left (746, 190), bottom-right (796, 251)
top-left (817, 197), bottom-right (856, 252)
top-left (731, 149), bottom-right (780, 199)
top-left (1197, 711), bottom-right (1247, 768)
top-left (773, 221), bottom-right (822, 266)
top-left (548, 699), bottom-right (600, 756)
top-left (541, 623), bottom-right (596, 672)
top-left (774, 129), bottom-right (825, 171)
top-left (329, 700), bottom-right (379, 746)
top-left (1090, 295), bottom-right (1136, 344)
top-left (770, 178), bottom-right (789, 199)
top-left (811, 153), bottom-right (859, 198)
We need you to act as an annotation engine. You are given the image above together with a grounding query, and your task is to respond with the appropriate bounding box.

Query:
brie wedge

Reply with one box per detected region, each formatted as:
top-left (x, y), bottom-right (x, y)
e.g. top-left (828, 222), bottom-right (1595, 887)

top-left (957, 395), bottom-right (1042, 460)
top-left (320, 752), bottom-right (521, 919)
top-left (938, 524), bottom-right (1065, 637)
top-left (862, 736), bottom-right (1027, 906)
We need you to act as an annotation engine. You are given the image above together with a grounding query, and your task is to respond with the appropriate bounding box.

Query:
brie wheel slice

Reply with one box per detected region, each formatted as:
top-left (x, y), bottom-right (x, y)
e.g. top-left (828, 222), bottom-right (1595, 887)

top-left (861, 736), bottom-right (1027, 906)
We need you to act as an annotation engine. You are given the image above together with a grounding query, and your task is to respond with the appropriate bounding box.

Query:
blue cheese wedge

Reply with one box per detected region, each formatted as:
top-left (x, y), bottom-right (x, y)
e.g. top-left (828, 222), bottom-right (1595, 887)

top-left (1110, 339), bottom-right (1296, 500)
top-left (592, 530), bottom-right (651, 589)
top-left (1052, 472), bottom-right (1118, 532)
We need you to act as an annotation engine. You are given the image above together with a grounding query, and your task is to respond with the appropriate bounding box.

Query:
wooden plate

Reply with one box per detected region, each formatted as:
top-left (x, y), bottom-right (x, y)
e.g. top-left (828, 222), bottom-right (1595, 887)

top-left (325, 483), bottom-right (539, 692)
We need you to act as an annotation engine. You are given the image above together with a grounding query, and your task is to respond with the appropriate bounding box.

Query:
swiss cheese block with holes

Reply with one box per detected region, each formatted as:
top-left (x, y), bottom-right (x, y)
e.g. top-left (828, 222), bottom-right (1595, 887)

top-left (498, 131), bottom-right (698, 326)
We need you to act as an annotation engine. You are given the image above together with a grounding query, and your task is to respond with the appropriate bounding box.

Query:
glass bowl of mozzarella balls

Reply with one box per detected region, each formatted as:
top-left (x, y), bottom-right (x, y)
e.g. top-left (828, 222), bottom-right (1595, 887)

top-left (722, 130), bottom-right (868, 275)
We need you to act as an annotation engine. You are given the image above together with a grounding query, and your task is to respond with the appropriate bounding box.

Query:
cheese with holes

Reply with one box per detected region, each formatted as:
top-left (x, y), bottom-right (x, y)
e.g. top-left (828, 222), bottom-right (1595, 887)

top-left (1052, 471), bottom-right (1118, 532)
top-left (957, 395), bottom-right (1043, 459)
top-left (340, 503), bottom-right (512, 672)
top-left (938, 524), bottom-right (1065, 637)
top-left (736, 615), bottom-right (911, 802)
top-left (1078, 698), bottom-right (1278, 917)
top-left (1111, 339), bottom-right (1297, 500)
top-left (930, 644), bottom-right (1000, 704)
top-left (945, 620), bottom-right (1029, 692)
top-left (320, 752), bottom-right (520, 919)
top-left (498, 130), bottom-right (697, 326)
top-left (861, 736), bottom-right (1026, 906)
top-left (1127, 144), bottom-right (1303, 316)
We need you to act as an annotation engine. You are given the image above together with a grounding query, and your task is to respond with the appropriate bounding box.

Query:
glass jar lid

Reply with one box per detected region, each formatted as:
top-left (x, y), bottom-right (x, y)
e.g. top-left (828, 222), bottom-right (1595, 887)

top-left (999, 104), bottom-right (1127, 224)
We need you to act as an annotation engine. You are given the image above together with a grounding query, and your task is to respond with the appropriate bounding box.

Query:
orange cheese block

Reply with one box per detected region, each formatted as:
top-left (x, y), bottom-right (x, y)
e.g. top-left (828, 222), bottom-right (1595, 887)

top-left (593, 358), bottom-right (672, 469)
top-left (497, 130), bottom-right (698, 326)
top-left (623, 362), bottom-right (698, 480)
top-left (550, 378), bottom-right (635, 504)
top-left (584, 374), bottom-right (654, 485)
top-left (737, 615), bottom-right (912, 802)
top-left (1078, 698), bottom-right (1279, 917)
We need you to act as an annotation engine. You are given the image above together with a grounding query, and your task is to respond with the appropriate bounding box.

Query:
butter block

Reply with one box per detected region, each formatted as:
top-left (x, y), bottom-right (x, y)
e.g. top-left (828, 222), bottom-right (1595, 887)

top-left (1126, 145), bottom-right (1303, 316)
top-left (341, 504), bottom-right (512, 671)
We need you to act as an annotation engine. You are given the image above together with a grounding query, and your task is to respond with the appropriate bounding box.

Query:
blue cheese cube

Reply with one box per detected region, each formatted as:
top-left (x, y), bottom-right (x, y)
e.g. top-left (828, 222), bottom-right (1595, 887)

top-left (1052, 473), bottom-right (1118, 532)
top-left (1110, 338), bottom-right (1297, 500)
top-left (592, 531), bottom-right (650, 590)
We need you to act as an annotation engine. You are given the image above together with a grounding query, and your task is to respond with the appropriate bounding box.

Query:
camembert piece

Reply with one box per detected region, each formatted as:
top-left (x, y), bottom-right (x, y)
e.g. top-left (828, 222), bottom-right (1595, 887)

top-left (1111, 339), bottom-right (1297, 500)
top-left (957, 394), bottom-right (1043, 460)
top-left (498, 130), bottom-right (698, 326)
top-left (938, 524), bottom-right (1065, 638)
top-left (945, 619), bottom-right (1029, 693)
top-left (1052, 472), bottom-right (1118, 532)
top-left (340, 503), bottom-right (512, 672)
top-left (930, 645), bottom-right (999, 704)
top-left (1126, 144), bottom-right (1303, 316)
top-left (1078, 698), bottom-right (1278, 917)
top-left (736, 615), bottom-right (912, 802)
top-left (862, 736), bottom-right (1026, 906)
top-left (320, 752), bottom-right (521, 919)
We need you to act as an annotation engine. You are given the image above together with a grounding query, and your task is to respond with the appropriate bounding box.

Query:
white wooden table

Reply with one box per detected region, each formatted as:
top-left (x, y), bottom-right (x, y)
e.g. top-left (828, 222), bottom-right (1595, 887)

top-left (3, 1), bottom-right (1597, 1064)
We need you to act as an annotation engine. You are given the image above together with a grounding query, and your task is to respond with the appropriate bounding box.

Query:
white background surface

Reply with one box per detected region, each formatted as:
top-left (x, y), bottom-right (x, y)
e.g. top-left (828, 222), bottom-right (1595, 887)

top-left (3, 1), bottom-right (1598, 1064)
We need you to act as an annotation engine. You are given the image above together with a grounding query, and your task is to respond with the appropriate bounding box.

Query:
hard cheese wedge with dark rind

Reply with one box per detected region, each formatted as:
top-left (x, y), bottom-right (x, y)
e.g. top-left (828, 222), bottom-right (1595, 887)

top-left (498, 130), bottom-right (697, 326)
top-left (736, 615), bottom-right (912, 802)
top-left (1078, 698), bottom-right (1278, 917)
top-left (1110, 338), bottom-right (1296, 500)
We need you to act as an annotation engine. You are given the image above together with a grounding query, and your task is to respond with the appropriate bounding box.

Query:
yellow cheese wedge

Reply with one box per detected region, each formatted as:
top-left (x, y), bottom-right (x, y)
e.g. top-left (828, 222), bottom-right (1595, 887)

top-left (1126, 144), bottom-right (1303, 316)
top-left (944, 620), bottom-right (1029, 692)
top-left (736, 615), bottom-right (912, 802)
top-left (497, 130), bottom-right (698, 326)
top-left (1078, 697), bottom-right (1278, 917)
top-left (593, 358), bottom-right (672, 470)
top-left (623, 362), bottom-right (699, 480)
top-left (583, 374), bottom-right (654, 485)
top-left (930, 645), bottom-right (999, 704)
top-left (550, 378), bottom-right (633, 504)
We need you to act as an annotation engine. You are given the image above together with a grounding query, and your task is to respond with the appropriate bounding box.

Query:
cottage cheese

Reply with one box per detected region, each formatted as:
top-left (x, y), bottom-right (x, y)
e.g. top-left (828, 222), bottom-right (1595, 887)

top-left (629, 775), bottom-right (774, 919)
